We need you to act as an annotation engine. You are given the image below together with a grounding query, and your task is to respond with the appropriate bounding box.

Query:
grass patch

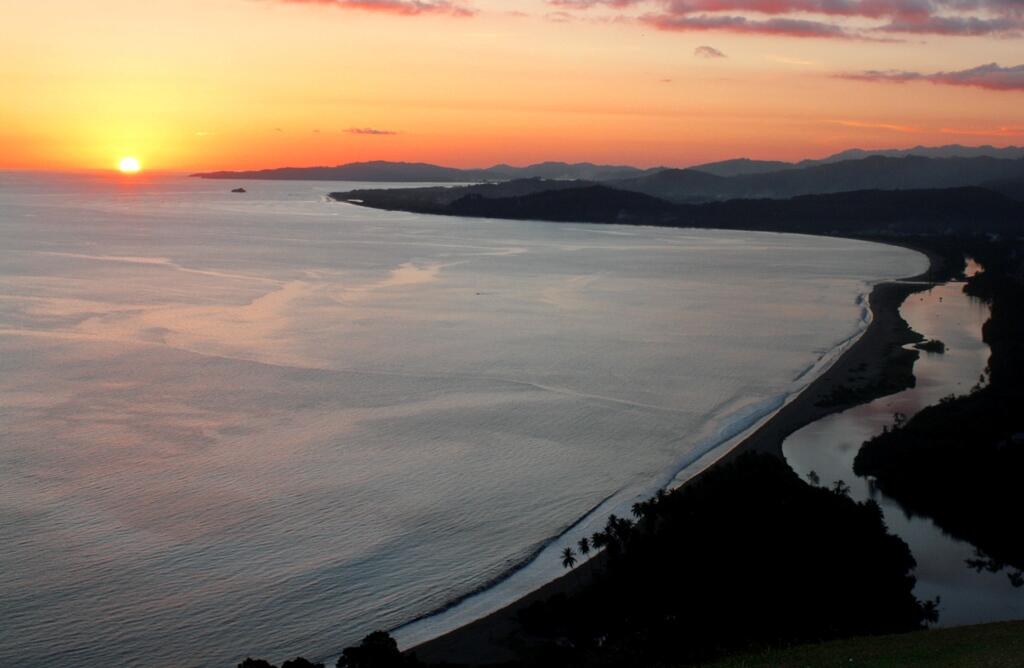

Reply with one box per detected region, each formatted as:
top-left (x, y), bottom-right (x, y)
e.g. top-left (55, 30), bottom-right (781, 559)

top-left (709, 621), bottom-right (1024, 668)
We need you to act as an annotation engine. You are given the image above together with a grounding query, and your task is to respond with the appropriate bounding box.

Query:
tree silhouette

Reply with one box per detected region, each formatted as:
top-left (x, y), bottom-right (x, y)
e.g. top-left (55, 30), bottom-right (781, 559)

top-left (561, 547), bottom-right (577, 570)
top-left (577, 537), bottom-right (591, 557)
top-left (281, 658), bottom-right (324, 668)
top-left (336, 630), bottom-right (404, 668)
top-left (238, 660), bottom-right (277, 668)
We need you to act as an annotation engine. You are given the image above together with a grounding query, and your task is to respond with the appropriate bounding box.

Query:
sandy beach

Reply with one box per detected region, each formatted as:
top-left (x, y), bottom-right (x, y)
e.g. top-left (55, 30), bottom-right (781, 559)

top-left (409, 243), bottom-right (945, 666)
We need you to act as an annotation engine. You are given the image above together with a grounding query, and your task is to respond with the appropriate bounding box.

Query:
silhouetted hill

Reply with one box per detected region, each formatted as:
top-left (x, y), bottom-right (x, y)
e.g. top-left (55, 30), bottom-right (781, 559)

top-left (333, 181), bottom-right (1024, 237)
top-left (679, 187), bottom-right (1024, 235)
top-left (447, 185), bottom-right (679, 224)
top-left (982, 178), bottom-right (1024, 201)
top-left (814, 144), bottom-right (1024, 163)
top-left (612, 168), bottom-right (729, 202)
top-left (191, 145), bottom-right (1024, 186)
top-left (191, 161), bottom-right (653, 182)
top-left (689, 158), bottom-right (795, 177)
top-left (192, 161), bottom-right (484, 182)
top-left (484, 161), bottom-right (657, 181)
top-left (613, 156), bottom-right (1024, 202)
top-left (338, 178), bottom-right (597, 212)
top-left (688, 145), bottom-right (1024, 176)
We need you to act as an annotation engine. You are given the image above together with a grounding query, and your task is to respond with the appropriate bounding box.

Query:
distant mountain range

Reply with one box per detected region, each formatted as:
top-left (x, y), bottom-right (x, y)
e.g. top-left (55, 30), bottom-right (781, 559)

top-left (191, 160), bottom-right (659, 182)
top-left (324, 155), bottom-right (1024, 206)
top-left (192, 145), bottom-right (1024, 185)
top-left (689, 145), bottom-right (1024, 177)
top-left (327, 148), bottom-right (1024, 237)
top-left (613, 155), bottom-right (1024, 203)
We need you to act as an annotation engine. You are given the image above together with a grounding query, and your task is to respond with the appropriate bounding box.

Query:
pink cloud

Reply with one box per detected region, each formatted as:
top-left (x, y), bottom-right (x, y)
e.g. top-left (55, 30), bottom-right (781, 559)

top-left (547, 0), bottom-right (1024, 38)
top-left (280, 0), bottom-right (474, 16)
top-left (643, 12), bottom-right (856, 38)
top-left (839, 63), bottom-right (1024, 91)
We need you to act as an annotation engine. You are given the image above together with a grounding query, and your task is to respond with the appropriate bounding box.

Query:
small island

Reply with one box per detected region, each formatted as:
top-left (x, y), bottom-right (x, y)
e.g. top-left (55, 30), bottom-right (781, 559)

top-left (914, 338), bottom-right (946, 353)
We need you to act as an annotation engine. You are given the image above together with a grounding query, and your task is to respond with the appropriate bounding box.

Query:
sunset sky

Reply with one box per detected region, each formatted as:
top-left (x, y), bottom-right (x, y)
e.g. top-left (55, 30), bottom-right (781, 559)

top-left (3, 0), bottom-right (1022, 171)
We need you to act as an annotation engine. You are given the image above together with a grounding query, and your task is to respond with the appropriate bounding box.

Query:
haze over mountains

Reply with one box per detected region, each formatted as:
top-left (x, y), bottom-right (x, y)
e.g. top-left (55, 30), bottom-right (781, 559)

top-left (326, 145), bottom-right (1024, 239)
top-left (192, 160), bottom-right (659, 183)
top-left (193, 145), bottom-right (1024, 185)
top-left (692, 144), bottom-right (1024, 177)
top-left (614, 155), bottom-right (1024, 203)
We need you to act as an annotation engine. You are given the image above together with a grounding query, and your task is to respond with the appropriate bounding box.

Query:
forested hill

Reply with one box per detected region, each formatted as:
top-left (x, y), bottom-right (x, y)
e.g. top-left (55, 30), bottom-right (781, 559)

top-left (332, 183), bottom-right (1024, 238)
top-left (611, 156), bottom-right (1024, 203)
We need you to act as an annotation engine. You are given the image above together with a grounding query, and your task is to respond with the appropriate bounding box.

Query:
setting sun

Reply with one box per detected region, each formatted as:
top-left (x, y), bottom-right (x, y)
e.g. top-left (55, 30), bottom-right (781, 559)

top-left (118, 157), bottom-right (141, 174)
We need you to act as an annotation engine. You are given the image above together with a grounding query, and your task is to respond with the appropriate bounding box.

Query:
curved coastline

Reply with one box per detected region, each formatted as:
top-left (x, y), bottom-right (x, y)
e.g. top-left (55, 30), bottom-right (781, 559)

top-left (398, 240), bottom-right (938, 665)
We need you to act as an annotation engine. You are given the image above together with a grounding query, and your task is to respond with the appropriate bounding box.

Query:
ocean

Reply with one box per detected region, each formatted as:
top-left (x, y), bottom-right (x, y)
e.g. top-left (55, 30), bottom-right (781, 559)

top-left (0, 172), bottom-right (927, 666)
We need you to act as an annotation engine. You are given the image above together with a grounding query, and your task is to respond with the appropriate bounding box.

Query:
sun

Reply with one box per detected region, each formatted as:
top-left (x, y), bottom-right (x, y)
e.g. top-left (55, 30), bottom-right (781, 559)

top-left (118, 157), bottom-right (142, 174)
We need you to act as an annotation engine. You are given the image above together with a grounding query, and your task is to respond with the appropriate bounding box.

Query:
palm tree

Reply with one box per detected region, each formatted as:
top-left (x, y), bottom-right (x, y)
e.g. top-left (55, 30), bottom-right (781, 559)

top-left (577, 536), bottom-right (590, 557)
top-left (591, 531), bottom-right (607, 549)
top-left (561, 546), bottom-right (577, 570)
top-left (832, 479), bottom-right (851, 497)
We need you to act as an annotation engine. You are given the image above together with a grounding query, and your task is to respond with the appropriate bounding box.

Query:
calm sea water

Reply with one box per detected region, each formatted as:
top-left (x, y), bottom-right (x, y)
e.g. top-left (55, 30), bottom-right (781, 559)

top-left (0, 172), bottom-right (926, 666)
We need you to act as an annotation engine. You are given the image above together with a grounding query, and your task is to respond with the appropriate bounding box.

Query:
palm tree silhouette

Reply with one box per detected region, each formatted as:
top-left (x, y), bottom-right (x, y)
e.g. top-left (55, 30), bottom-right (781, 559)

top-left (561, 546), bottom-right (577, 570)
top-left (577, 536), bottom-right (591, 557)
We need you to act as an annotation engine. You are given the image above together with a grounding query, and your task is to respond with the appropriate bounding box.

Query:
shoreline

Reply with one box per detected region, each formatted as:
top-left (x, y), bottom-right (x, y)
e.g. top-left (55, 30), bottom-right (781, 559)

top-left (407, 243), bottom-right (942, 666)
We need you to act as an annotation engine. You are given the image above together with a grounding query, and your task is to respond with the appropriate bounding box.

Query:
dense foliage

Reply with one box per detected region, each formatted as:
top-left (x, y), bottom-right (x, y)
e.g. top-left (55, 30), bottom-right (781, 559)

top-left (514, 453), bottom-right (933, 666)
top-left (336, 182), bottom-right (1024, 238)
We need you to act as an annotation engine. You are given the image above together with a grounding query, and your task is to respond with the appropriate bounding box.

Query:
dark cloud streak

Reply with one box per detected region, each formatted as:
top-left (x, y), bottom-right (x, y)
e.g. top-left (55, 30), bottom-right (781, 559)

top-left (839, 62), bottom-right (1024, 92)
top-left (547, 0), bottom-right (1024, 38)
top-left (347, 127), bottom-right (400, 135)
top-left (694, 44), bottom-right (728, 56)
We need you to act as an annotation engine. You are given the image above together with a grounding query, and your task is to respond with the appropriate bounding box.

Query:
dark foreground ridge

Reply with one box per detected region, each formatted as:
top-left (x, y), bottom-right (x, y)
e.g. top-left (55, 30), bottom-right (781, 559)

top-left (333, 182), bottom-right (1024, 238)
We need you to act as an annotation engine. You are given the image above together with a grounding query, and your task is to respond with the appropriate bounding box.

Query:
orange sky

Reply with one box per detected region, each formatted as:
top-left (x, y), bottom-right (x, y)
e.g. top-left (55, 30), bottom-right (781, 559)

top-left (2, 0), bottom-right (1022, 171)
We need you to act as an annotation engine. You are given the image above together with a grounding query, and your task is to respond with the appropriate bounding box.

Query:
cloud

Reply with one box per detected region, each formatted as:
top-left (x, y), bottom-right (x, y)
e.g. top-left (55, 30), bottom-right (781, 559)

top-left (839, 62), bottom-right (1024, 92)
top-left (547, 0), bottom-right (1024, 39)
top-left (279, 0), bottom-right (474, 16)
top-left (694, 44), bottom-right (727, 57)
top-left (940, 125), bottom-right (1024, 136)
top-left (347, 127), bottom-right (400, 135)
top-left (643, 13), bottom-right (855, 38)
top-left (826, 119), bottom-right (923, 133)
top-left (880, 14), bottom-right (1021, 36)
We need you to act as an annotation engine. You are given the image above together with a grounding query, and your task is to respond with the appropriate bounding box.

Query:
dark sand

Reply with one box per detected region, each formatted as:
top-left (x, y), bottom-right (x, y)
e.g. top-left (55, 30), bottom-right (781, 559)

top-left (410, 250), bottom-right (942, 666)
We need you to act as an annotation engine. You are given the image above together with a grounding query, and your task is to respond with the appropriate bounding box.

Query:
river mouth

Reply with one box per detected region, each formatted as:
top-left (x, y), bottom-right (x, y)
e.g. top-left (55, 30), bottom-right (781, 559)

top-left (783, 264), bottom-right (1024, 626)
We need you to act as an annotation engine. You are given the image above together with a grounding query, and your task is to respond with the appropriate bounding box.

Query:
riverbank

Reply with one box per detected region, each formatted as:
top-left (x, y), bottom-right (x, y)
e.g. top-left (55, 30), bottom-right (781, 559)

top-left (408, 243), bottom-right (947, 665)
top-left (782, 264), bottom-right (1024, 627)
